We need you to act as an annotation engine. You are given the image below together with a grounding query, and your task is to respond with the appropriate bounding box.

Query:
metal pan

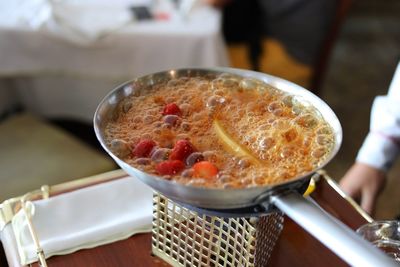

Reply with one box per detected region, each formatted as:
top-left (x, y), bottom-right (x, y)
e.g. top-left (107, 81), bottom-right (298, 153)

top-left (94, 68), bottom-right (397, 266)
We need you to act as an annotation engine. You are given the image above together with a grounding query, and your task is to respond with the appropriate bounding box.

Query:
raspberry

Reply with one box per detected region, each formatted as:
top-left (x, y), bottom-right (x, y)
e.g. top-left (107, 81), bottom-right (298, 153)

top-left (169, 140), bottom-right (195, 161)
top-left (156, 160), bottom-right (185, 175)
top-left (162, 103), bottom-right (181, 116)
top-left (132, 139), bottom-right (156, 157)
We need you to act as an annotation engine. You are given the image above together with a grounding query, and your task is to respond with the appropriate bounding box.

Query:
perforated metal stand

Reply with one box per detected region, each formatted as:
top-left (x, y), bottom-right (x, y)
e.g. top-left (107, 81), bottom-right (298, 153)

top-left (151, 193), bottom-right (284, 267)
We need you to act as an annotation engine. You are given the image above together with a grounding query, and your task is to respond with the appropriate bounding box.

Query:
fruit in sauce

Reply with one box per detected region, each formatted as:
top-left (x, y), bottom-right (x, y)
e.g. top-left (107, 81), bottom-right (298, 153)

top-left (169, 139), bottom-right (195, 161)
top-left (213, 120), bottom-right (260, 165)
top-left (193, 161), bottom-right (218, 179)
top-left (162, 103), bottom-right (181, 116)
top-left (156, 160), bottom-right (185, 175)
top-left (132, 139), bottom-right (156, 157)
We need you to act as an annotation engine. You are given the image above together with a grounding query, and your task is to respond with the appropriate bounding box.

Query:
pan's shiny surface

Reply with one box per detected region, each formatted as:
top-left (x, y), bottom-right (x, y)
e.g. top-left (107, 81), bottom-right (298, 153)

top-left (94, 68), bottom-right (342, 209)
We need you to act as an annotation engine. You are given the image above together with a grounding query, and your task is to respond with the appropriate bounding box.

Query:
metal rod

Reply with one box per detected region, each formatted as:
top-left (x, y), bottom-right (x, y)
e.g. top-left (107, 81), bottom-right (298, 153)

top-left (270, 192), bottom-right (397, 267)
top-left (20, 194), bottom-right (48, 267)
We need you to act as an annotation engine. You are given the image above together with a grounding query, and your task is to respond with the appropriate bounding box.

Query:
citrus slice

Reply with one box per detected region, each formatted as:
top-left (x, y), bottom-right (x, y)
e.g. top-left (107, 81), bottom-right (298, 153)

top-left (213, 120), bottom-right (260, 165)
top-left (303, 177), bottom-right (316, 196)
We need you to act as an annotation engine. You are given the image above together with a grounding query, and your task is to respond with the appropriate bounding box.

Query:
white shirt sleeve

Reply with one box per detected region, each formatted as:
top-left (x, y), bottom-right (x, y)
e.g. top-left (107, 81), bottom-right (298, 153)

top-left (356, 62), bottom-right (400, 171)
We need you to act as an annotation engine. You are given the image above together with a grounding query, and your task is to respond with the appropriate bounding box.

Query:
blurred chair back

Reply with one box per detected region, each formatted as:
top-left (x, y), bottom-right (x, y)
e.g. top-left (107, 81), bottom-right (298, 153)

top-left (223, 0), bottom-right (353, 95)
top-left (311, 0), bottom-right (353, 95)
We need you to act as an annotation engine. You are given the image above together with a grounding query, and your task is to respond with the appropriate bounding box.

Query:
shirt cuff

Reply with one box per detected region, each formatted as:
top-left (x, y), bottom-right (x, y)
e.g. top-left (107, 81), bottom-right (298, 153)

top-left (356, 132), bottom-right (399, 172)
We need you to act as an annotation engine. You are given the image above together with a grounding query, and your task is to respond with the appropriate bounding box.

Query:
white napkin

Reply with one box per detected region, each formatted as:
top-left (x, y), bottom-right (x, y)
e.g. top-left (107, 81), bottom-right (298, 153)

top-left (47, 1), bottom-right (133, 45)
top-left (0, 0), bottom-right (51, 29)
top-left (11, 176), bottom-right (154, 265)
top-left (0, 0), bottom-right (134, 45)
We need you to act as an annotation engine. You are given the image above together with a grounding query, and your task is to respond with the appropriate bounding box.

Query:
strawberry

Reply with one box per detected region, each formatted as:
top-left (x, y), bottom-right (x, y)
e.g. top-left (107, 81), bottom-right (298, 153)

top-left (132, 139), bottom-right (156, 157)
top-left (156, 160), bottom-right (185, 175)
top-left (169, 140), bottom-right (195, 161)
top-left (193, 161), bottom-right (218, 179)
top-left (162, 103), bottom-right (181, 116)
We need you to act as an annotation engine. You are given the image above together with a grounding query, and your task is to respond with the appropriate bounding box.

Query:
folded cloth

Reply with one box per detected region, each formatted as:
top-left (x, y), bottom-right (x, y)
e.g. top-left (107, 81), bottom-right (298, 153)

top-left (47, 1), bottom-right (133, 45)
top-left (0, 0), bottom-right (51, 29)
top-left (0, 0), bottom-right (135, 45)
top-left (11, 175), bottom-right (154, 265)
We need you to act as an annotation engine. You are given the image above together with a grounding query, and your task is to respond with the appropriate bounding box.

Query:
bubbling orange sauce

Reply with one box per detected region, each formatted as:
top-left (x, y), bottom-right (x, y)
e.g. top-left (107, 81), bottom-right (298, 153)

top-left (104, 74), bottom-right (334, 188)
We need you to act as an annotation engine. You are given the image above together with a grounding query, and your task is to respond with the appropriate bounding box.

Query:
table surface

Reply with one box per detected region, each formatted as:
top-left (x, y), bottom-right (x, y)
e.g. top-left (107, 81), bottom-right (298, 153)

top-left (0, 2), bottom-right (228, 78)
top-left (20, 176), bottom-right (366, 267)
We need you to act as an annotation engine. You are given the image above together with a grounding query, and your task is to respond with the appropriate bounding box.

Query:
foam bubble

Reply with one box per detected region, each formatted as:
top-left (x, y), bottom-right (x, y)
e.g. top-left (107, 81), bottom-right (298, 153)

top-left (167, 79), bottom-right (181, 87)
top-left (311, 148), bottom-right (326, 158)
top-left (181, 169), bottom-right (194, 178)
top-left (240, 78), bottom-right (259, 90)
top-left (282, 128), bottom-right (298, 142)
top-left (218, 174), bottom-right (234, 183)
top-left (110, 139), bottom-right (131, 157)
top-left (273, 108), bottom-right (283, 116)
top-left (221, 78), bottom-right (239, 88)
top-left (181, 122), bottom-right (191, 131)
top-left (259, 137), bottom-right (275, 150)
top-left (316, 134), bottom-right (331, 145)
top-left (211, 78), bottom-right (223, 91)
top-left (143, 115), bottom-right (155, 124)
top-left (122, 101), bottom-right (132, 113)
top-left (294, 114), bottom-right (318, 128)
top-left (196, 81), bottom-right (209, 91)
top-left (151, 148), bottom-right (170, 162)
top-left (271, 120), bottom-right (291, 130)
top-left (186, 152), bottom-right (204, 166)
top-left (317, 126), bottom-right (332, 135)
top-left (280, 146), bottom-right (295, 159)
top-left (165, 97), bottom-right (176, 103)
top-left (134, 158), bottom-right (151, 165)
top-left (267, 101), bottom-right (282, 113)
top-left (282, 95), bottom-right (293, 107)
top-left (206, 95), bottom-right (226, 109)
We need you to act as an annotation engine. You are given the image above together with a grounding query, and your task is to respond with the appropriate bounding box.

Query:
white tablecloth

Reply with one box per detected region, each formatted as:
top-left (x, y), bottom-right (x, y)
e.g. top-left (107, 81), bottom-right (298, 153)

top-left (0, 0), bottom-right (229, 122)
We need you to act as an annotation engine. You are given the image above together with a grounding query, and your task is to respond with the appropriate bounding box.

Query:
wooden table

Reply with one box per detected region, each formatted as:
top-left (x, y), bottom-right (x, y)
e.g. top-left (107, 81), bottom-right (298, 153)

top-left (3, 175), bottom-right (367, 267)
top-left (268, 177), bottom-right (367, 267)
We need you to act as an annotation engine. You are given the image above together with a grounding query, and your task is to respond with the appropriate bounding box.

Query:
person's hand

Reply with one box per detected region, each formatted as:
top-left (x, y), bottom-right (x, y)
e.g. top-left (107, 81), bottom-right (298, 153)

top-left (339, 162), bottom-right (386, 215)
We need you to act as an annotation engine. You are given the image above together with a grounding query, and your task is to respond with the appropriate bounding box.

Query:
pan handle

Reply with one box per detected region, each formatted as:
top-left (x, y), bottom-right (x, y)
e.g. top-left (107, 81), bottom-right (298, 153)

top-left (267, 192), bottom-right (398, 267)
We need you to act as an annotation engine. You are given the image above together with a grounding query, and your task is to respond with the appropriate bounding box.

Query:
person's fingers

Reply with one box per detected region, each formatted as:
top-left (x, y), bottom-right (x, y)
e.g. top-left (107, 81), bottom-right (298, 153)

top-left (360, 190), bottom-right (375, 215)
top-left (344, 186), bottom-right (361, 204)
top-left (339, 176), bottom-right (361, 199)
top-left (339, 179), bottom-right (352, 195)
top-left (339, 162), bottom-right (387, 216)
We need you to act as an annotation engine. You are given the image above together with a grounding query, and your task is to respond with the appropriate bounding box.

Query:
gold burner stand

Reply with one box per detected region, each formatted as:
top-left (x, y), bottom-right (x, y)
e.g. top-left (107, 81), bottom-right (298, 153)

top-left (151, 193), bottom-right (285, 267)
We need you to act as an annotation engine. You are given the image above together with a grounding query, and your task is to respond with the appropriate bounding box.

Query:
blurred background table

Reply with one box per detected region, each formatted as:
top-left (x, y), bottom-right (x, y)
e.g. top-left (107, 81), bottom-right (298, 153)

top-left (0, 0), bottom-right (229, 122)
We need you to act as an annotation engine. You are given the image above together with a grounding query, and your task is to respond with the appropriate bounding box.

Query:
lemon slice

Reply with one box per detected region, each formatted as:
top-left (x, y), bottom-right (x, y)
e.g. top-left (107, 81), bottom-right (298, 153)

top-left (303, 177), bottom-right (316, 196)
top-left (213, 120), bottom-right (260, 164)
